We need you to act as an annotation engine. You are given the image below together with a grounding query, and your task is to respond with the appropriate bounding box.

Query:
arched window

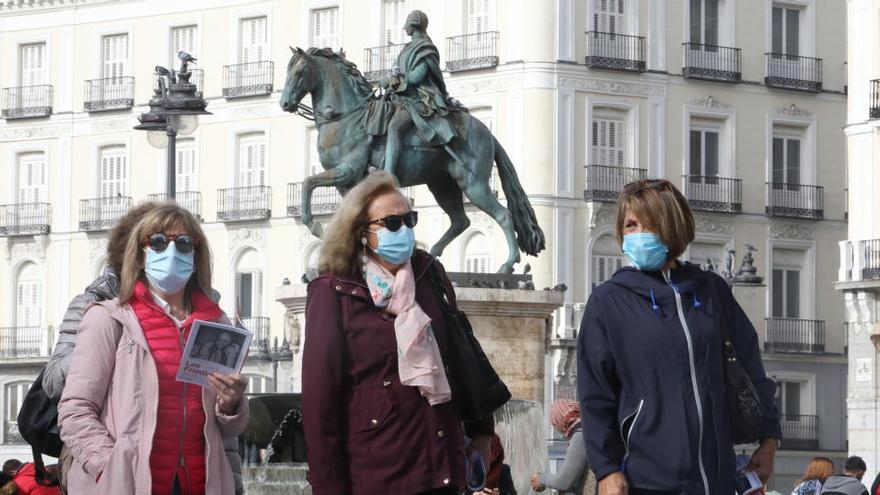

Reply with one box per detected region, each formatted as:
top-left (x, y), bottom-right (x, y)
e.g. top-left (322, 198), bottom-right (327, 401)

top-left (463, 232), bottom-right (492, 273)
top-left (15, 262), bottom-right (41, 328)
top-left (235, 249), bottom-right (263, 319)
top-left (4, 381), bottom-right (30, 444)
top-left (591, 235), bottom-right (623, 290)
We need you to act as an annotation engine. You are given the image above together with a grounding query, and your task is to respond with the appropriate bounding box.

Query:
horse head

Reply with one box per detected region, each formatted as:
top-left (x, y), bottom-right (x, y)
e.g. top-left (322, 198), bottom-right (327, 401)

top-left (280, 47), bottom-right (319, 113)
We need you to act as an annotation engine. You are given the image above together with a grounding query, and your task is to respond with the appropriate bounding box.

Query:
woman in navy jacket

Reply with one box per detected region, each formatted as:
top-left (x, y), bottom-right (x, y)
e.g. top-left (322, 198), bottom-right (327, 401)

top-left (577, 179), bottom-right (782, 495)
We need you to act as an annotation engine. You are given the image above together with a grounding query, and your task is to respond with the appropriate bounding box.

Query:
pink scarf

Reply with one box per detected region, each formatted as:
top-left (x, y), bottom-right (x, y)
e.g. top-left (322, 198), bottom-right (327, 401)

top-left (364, 257), bottom-right (452, 405)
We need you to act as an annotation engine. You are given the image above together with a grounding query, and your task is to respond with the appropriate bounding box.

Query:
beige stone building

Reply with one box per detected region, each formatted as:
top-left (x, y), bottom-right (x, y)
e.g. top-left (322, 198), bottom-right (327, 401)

top-left (0, 0), bottom-right (848, 488)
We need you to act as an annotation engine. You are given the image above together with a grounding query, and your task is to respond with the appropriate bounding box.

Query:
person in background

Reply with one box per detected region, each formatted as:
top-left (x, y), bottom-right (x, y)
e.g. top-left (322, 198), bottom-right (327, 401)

top-left (2, 461), bottom-right (22, 478)
top-left (0, 471), bottom-right (15, 495)
top-left (58, 203), bottom-right (249, 494)
top-left (791, 457), bottom-right (835, 495)
top-left (530, 399), bottom-right (590, 494)
top-left (11, 462), bottom-right (60, 495)
top-left (819, 456), bottom-right (868, 495)
top-left (480, 434), bottom-right (516, 495)
top-left (42, 201), bottom-right (245, 495)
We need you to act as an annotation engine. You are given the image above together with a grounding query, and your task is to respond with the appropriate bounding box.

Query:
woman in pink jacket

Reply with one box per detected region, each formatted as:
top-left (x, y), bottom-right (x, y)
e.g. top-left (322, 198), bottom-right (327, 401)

top-left (58, 203), bottom-right (249, 495)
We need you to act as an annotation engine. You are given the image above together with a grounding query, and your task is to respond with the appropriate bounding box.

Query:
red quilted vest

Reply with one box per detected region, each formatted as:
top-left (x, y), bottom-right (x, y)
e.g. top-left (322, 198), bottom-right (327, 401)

top-left (130, 281), bottom-right (222, 495)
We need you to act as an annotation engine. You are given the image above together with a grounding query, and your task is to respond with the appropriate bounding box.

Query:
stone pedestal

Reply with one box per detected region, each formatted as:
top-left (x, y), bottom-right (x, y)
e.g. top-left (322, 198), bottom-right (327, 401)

top-left (275, 283), bottom-right (565, 402)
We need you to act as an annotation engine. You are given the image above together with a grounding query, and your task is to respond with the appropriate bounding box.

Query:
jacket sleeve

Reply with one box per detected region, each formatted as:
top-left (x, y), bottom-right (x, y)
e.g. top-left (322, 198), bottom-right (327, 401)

top-left (57, 305), bottom-right (121, 478)
top-left (223, 436), bottom-right (244, 495)
top-left (714, 274), bottom-right (783, 441)
top-left (577, 291), bottom-right (625, 482)
top-left (302, 277), bottom-right (350, 495)
top-left (538, 430), bottom-right (588, 491)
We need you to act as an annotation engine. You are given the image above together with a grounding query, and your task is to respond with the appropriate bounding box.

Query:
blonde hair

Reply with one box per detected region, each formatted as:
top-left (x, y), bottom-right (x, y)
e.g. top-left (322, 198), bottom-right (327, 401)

top-left (615, 179), bottom-right (695, 260)
top-left (798, 457), bottom-right (834, 484)
top-left (118, 203), bottom-right (213, 304)
top-left (319, 171), bottom-right (404, 278)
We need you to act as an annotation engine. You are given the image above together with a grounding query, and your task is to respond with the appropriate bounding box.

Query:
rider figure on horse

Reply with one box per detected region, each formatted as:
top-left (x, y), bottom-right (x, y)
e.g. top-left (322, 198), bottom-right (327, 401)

top-left (379, 10), bottom-right (459, 176)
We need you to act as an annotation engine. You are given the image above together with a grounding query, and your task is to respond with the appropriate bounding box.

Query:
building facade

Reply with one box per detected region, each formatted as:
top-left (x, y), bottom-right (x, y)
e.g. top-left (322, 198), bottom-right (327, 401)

top-left (0, 0), bottom-right (847, 488)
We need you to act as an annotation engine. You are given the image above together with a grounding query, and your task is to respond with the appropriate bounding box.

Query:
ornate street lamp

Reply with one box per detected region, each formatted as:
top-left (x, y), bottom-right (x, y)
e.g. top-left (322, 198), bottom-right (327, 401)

top-left (134, 52), bottom-right (211, 198)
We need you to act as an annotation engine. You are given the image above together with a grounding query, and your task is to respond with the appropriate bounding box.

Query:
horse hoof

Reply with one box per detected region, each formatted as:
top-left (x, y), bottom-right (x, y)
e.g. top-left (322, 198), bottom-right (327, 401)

top-left (310, 222), bottom-right (325, 238)
top-left (498, 263), bottom-right (515, 274)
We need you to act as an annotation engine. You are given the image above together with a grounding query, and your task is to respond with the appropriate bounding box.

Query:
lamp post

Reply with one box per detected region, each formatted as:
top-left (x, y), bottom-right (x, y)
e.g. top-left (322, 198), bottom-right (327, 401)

top-left (134, 53), bottom-right (211, 198)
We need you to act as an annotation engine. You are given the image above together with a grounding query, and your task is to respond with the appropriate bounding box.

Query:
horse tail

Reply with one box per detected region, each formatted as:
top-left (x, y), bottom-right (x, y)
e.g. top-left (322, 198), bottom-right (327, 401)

top-left (492, 136), bottom-right (546, 256)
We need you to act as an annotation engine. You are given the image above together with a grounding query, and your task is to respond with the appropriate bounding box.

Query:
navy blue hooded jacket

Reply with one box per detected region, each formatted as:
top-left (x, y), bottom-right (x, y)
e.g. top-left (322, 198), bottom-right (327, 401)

top-left (577, 262), bottom-right (781, 494)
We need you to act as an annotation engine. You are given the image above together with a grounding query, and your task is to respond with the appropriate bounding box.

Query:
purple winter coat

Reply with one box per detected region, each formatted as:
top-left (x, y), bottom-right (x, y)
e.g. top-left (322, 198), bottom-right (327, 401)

top-left (302, 250), bottom-right (493, 495)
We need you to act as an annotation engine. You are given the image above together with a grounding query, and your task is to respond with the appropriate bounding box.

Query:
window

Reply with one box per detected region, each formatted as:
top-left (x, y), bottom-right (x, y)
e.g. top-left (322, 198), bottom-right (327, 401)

top-left (235, 249), bottom-right (263, 318)
top-left (17, 152), bottom-right (47, 203)
top-left (4, 382), bottom-right (29, 444)
top-left (19, 43), bottom-right (47, 86)
top-left (689, 0), bottom-right (719, 46)
top-left (170, 25), bottom-right (198, 66)
top-left (240, 16), bottom-right (268, 63)
top-left (237, 133), bottom-right (267, 187)
top-left (15, 263), bottom-right (41, 328)
top-left (308, 128), bottom-right (321, 176)
top-left (772, 248), bottom-right (805, 319)
top-left (311, 7), bottom-right (339, 49)
top-left (593, 0), bottom-right (625, 33)
top-left (463, 233), bottom-right (492, 273)
top-left (383, 0), bottom-right (408, 45)
top-left (771, 5), bottom-right (800, 56)
top-left (772, 134), bottom-right (801, 187)
top-left (592, 117), bottom-right (625, 167)
top-left (245, 374), bottom-right (273, 394)
top-left (102, 34), bottom-right (129, 79)
top-left (591, 235), bottom-right (623, 289)
top-left (176, 138), bottom-right (198, 192)
top-left (467, 0), bottom-right (492, 33)
top-left (689, 242), bottom-right (725, 273)
top-left (99, 146), bottom-right (128, 198)
top-left (775, 380), bottom-right (802, 416)
top-left (689, 129), bottom-right (719, 179)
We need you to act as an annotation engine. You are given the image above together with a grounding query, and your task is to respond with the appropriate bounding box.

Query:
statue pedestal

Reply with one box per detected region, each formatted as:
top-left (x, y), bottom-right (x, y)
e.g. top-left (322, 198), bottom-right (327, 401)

top-left (275, 284), bottom-right (565, 402)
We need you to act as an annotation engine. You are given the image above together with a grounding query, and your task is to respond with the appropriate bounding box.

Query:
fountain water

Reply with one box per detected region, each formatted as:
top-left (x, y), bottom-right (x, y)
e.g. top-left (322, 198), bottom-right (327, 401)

top-left (241, 394), bottom-right (311, 495)
top-left (493, 400), bottom-right (549, 495)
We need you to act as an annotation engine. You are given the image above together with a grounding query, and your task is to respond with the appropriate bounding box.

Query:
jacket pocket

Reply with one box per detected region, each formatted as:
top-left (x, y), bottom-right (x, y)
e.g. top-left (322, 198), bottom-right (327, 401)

top-left (350, 382), bottom-right (396, 433)
top-left (619, 399), bottom-right (644, 472)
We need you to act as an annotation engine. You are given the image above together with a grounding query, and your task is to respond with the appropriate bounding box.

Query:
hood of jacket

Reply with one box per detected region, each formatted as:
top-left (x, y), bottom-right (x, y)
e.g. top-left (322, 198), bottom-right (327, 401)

top-left (606, 261), bottom-right (707, 308)
top-left (821, 475), bottom-right (867, 494)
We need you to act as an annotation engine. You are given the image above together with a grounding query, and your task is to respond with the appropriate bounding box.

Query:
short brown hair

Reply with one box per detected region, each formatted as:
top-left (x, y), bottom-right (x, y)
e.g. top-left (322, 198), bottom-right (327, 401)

top-left (799, 456), bottom-right (834, 483)
top-left (107, 201), bottom-right (164, 272)
top-left (118, 203), bottom-right (212, 304)
top-left (319, 171), bottom-right (405, 278)
top-left (615, 179), bottom-right (695, 260)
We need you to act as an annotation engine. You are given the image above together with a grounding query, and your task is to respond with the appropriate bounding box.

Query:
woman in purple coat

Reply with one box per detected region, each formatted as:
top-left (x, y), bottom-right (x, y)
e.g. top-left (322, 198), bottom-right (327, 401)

top-left (302, 171), bottom-right (493, 495)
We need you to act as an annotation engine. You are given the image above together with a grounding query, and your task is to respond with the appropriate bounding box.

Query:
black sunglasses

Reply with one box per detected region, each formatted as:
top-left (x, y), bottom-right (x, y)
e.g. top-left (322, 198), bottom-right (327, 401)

top-left (145, 233), bottom-right (196, 254)
top-left (367, 211), bottom-right (418, 232)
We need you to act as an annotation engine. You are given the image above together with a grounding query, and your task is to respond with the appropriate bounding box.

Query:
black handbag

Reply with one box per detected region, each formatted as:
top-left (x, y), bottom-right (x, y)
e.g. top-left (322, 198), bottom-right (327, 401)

top-left (707, 278), bottom-right (764, 445)
top-left (17, 369), bottom-right (61, 486)
top-left (426, 263), bottom-right (511, 421)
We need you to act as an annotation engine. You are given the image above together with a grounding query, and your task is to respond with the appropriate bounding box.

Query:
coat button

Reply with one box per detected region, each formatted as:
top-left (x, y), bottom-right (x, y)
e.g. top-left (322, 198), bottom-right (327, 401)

top-left (443, 478), bottom-right (449, 485)
top-left (351, 289), bottom-right (358, 295)
top-left (371, 419), bottom-right (378, 425)
top-left (436, 430), bottom-right (445, 438)
top-left (382, 380), bottom-right (391, 387)
top-left (334, 285), bottom-right (342, 291)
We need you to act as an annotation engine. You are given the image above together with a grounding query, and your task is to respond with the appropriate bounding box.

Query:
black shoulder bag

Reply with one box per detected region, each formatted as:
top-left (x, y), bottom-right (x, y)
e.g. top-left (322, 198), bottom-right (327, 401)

top-left (17, 368), bottom-right (61, 486)
top-left (426, 263), bottom-right (511, 421)
top-left (707, 278), bottom-right (764, 445)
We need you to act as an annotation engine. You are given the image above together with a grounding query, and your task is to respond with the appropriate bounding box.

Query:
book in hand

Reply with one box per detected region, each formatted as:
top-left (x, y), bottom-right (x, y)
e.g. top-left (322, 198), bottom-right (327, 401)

top-left (176, 320), bottom-right (252, 388)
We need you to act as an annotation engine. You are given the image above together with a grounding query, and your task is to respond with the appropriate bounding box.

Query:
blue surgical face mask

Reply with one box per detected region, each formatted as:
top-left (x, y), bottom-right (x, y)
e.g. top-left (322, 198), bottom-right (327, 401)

top-left (622, 233), bottom-right (669, 272)
top-left (144, 242), bottom-right (195, 295)
top-left (370, 226), bottom-right (415, 265)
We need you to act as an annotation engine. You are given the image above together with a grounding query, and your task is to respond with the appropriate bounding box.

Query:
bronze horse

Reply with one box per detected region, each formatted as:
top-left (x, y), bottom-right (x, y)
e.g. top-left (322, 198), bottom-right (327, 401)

top-left (279, 47), bottom-right (544, 273)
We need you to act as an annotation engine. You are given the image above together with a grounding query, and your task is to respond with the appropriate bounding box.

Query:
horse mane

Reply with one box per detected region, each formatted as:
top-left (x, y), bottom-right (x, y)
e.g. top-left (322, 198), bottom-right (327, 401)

top-left (306, 47), bottom-right (375, 100)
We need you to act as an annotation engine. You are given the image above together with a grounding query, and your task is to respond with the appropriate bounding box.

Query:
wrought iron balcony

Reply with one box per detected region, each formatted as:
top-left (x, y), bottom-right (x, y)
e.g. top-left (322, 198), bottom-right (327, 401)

top-left (222, 61), bottom-right (274, 98)
top-left (0, 326), bottom-right (49, 358)
top-left (239, 316), bottom-right (271, 360)
top-left (765, 53), bottom-right (822, 92)
top-left (217, 186), bottom-right (271, 222)
top-left (765, 318), bottom-right (826, 354)
top-left (765, 183), bottom-right (824, 220)
top-left (682, 176), bottom-right (741, 213)
top-left (363, 44), bottom-right (404, 83)
top-left (681, 43), bottom-right (741, 82)
top-left (147, 191), bottom-right (202, 220)
top-left (585, 31), bottom-right (646, 72)
top-left (857, 239), bottom-right (880, 281)
top-left (870, 79), bottom-right (880, 119)
top-left (287, 183), bottom-right (341, 218)
top-left (584, 165), bottom-right (647, 202)
top-left (79, 196), bottom-right (132, 231)
top-left (779, 414), bottom-right (819, 451)
top-left (0, 203), bottom-right (51, 236)
top-left (154, 69), bottom-right (204, 98)
top-left (1, 85), bottom-right (53, 119)
top-left (84, 76), bottom-right (135, 112)
top-left (446, 32), bottom-right (499, 73)
top-left (5, 421), bottom-right (23, 444)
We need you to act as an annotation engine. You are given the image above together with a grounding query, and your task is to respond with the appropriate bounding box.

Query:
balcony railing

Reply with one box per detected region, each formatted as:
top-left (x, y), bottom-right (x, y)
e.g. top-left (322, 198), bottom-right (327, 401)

top-left (841, 239), bottom-right (880, 282)
top-left (870, 79), bottom-right (880, 119)
top-left (287, 183), bottom-right (341, 218)
top-left (5, 421), bottom-right (23, 444)
top-left (585, 31), bottom-right (646, 72)
top-left (584, 165), bottom-right (648, 202)
top-left (239, 316), bottom-right (270, 359)
top-left (682, 176), bottom-right (742, 213)
top-left (1, 85), bottom-right (53, 119)
top-left (217, 186), bottom-right (271, 222)
top-left (222, 61), bottom-right (274, 98)
top-left (84, 76), bottom-right (135, 112)
top-left (154, 69), bottom-right (204, 98)
top-left (765, 318), bottom-right (826, 354)
top-left (765, 183), bottom-right (824, 220)
top-left (0, 203), bottom-right (51, 236)
top-left (147, 191), bottom-right (202, 220)
top-left (0, 326), bottom-right (49, 358)
top-left (779, 414), bottom-right (819, 451)
top-left (79, 196), bottom-right (132, 231)
top-left (765, 53), bottom-right (822, 92)
top-left (446, 32), bottom-right (499, 72)
top-left (363, 44), bottom-right (404, 83)
top-left (681, 43), bottom-right (741, 83)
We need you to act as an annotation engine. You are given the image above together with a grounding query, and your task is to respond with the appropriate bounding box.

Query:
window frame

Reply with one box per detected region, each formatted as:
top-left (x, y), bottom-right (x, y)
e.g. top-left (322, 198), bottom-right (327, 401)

top-left (4, 381), bottom-right (31, 444)
top-left (765, 0), bottom-right (816, 58)
top-left (767, 239), bottom-right (815, 320)
top-left (310, 6), bottom-right (340, 49)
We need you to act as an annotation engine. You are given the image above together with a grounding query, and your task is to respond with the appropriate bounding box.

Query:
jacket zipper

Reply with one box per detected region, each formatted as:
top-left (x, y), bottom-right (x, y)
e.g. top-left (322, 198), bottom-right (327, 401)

top-left (177, 326), bottom-right (190, 493)
top-left (619, 399), bottom-right (644, 471)
top-left (663, 270), bottom-right (711, 494)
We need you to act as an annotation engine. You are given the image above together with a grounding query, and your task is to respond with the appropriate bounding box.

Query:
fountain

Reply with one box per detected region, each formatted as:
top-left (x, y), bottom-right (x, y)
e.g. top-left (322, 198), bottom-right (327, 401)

top-left (240, 394), bottom-right (310, 495)
top-left (493, 400), bottom-right (549, 495)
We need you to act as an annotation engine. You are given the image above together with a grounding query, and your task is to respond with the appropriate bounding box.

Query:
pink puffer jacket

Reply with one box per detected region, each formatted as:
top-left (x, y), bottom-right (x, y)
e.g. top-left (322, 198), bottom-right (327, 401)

top-left (58, 300), bottom-right (249, 495)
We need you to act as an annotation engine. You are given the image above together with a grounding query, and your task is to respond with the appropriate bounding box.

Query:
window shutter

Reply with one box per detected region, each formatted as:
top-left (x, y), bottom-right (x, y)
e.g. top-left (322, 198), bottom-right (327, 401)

top-left (99, 147), bottom-right (128, 198)
top-left (312, 8), bottom-right (338, 49)
top-left (467, 0), bottom-right (491, 34)
top-left (592, 118), bottom-right (625, 167)
top-left (785, 270), bottom-right (800, 318)
top-left (772, 138), bottom-right (785, 185)
top-left (384, 0), bottom-right (408, 45)
top-left (241, 17), bottom-right (268, 63)
top-left (786, 139), bottom-right (801, 185)
top-left (176, 140), bottom-right (197, 192)
top-left (704, 0), bottom-right (718, 46)
top-left (771, 7), bottom-right (783, 54)
top-left (171, 25), bottom-right (198, 67)
top-left (18, 153), bottom-right (47, 203)
top-left (785, 8), bottom-right (799, 56)
top-left (102, 34), bottom-right (128, 80)
top-left (595, 0), bottom-right (624, 33)
top-left (592, 255), bottom-right (622, 288)
top-left (20, 43), bottom-right (47, 86)
top-left (772, 269), bottom-right (784, 317)
top-left (309, 129), bottom-right (322, 175)
top-left (704, 131), bottom-right (719, 177)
